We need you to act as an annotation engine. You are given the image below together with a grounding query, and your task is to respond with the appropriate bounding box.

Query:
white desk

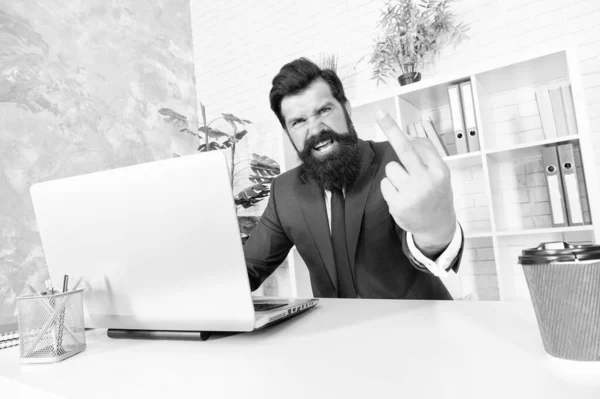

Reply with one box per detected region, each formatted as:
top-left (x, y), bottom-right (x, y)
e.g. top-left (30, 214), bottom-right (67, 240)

top-left (1, 299), bottom-right (599, 398)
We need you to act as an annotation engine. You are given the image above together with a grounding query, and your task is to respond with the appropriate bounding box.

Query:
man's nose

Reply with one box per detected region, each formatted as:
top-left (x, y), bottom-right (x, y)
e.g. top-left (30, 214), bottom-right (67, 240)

top-left (307, 118), bottom-right (325, 138)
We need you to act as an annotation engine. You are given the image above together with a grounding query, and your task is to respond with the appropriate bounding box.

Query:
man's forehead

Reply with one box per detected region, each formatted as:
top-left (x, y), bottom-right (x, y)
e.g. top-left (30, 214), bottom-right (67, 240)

top-left (281, 80), bottom-right (336, 120)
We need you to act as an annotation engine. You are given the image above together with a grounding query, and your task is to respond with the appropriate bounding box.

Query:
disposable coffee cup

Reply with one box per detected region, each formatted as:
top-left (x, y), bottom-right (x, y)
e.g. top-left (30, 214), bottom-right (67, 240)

top-left (518, 241), bottom-right (600, 361)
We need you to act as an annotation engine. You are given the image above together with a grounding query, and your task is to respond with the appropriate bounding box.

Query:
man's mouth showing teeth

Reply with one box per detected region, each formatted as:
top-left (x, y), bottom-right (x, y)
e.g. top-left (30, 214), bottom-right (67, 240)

top-left (313, 140), bottom-right (334, 152)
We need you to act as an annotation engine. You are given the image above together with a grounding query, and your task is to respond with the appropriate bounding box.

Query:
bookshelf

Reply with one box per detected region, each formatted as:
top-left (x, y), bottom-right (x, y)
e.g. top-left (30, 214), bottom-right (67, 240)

top-left (349, 45), bottom-right (600, 301)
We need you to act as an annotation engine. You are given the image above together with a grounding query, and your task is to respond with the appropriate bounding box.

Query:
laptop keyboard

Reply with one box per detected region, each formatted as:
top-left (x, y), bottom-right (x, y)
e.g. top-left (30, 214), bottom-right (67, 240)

top-left (253, 302), bottom-right (287, 312)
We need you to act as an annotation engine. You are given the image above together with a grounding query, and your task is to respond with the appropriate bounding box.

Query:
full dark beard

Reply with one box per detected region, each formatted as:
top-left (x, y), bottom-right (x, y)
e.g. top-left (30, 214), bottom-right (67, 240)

top-left (299, 128), bottom-right (361, 192)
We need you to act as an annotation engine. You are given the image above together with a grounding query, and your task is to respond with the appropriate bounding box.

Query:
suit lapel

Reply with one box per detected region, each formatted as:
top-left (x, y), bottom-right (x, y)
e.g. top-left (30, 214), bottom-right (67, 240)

top-left (345, 141), bottom-right (377, 275)
top-left (296, 176), bottom-right (338, 293)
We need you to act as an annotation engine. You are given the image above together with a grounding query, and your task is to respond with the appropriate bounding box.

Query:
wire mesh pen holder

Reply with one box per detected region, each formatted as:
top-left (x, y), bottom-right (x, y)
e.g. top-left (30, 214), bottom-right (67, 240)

top-left (16, 288), bottom-right (86, 363)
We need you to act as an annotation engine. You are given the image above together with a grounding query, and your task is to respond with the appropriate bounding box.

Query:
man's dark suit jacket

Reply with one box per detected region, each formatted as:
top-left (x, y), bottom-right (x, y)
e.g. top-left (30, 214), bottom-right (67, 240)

top-left (244, 139), bottom-right (464, 299)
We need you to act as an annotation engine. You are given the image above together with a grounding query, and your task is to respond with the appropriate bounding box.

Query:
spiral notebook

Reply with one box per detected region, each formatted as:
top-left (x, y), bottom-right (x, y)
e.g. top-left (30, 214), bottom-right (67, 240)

top-left (0, 321), bottom-right (19, 350)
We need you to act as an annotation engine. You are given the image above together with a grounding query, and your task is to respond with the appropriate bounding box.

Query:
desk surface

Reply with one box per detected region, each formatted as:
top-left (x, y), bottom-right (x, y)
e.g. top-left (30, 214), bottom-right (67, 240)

top-left (1, 299), bottom-right (599, 399)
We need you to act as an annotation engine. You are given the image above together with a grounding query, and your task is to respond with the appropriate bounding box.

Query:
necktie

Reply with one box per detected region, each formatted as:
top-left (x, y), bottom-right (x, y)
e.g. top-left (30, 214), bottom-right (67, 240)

top-left (331, 189), bottom-right (357, 298)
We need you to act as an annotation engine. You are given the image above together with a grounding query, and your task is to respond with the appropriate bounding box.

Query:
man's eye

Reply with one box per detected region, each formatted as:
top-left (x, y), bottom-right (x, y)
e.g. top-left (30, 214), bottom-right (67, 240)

top-left (292, 120), bottom-right (305, 127)
top-left (319, 107), bottom-right (331, 114)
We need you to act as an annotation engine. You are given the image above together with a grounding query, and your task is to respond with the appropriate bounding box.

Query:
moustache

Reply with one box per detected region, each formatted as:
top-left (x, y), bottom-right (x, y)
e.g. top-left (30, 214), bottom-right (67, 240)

top-left (299, 129), bottom-right (355, 160)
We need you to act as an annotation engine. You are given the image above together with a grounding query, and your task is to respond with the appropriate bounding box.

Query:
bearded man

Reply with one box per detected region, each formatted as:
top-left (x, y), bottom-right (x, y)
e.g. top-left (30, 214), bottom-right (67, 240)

top-left (243, 58), bottom-right (464, 299)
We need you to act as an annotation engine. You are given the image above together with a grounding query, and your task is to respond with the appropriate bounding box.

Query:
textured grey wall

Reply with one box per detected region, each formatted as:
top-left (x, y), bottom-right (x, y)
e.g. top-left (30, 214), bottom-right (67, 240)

top-left (0, 0), bottom-right (198, 321)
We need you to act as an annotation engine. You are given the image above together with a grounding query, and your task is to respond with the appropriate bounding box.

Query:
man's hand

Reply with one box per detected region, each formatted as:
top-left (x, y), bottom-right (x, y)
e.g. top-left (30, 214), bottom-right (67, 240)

top-left (375, 110), bottom-right (457, 258)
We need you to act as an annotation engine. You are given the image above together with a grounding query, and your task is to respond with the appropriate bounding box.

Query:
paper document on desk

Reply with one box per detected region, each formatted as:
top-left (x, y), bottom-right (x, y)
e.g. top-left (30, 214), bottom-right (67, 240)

top-left (0, 376), bottom-right (66, 399)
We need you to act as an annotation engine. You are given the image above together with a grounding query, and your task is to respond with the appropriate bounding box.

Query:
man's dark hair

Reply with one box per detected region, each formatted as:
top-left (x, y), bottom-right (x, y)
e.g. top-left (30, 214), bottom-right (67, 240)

top-left (269, 57), bottom-right (348, 129)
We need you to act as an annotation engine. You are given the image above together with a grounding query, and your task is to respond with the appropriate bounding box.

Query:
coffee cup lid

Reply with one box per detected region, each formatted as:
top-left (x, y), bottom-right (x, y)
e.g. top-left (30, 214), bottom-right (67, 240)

top-left (518, 241), bottom-right (600, 264)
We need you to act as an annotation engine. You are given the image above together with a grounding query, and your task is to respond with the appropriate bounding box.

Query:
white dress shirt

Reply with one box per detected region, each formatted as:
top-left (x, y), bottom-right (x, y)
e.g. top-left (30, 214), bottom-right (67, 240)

top-left (323, 190), bottom-right (462, 280)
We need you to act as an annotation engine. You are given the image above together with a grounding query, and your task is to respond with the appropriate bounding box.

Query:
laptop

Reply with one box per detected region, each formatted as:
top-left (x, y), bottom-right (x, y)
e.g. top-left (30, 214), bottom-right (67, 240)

top-left (29, 150), bottom-right (318, 340)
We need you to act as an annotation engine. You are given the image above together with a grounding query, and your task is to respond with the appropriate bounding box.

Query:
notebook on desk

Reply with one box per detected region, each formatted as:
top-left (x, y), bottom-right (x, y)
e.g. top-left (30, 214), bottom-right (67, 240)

top-left (0, 321), bottom-right (19, 350)
top-left (29, 151), bottom-right (317, 340)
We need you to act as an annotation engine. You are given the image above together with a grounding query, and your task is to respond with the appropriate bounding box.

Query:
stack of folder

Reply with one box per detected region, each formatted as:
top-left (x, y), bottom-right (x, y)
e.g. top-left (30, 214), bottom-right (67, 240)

top-left (447, 81), bottom-right (481, 155)
top-left (406, 119), bottom-right (448, 157)
top-left (541, 142), bottom-right (588, 227)
top-left (535, 83), bottom-right (578, 139)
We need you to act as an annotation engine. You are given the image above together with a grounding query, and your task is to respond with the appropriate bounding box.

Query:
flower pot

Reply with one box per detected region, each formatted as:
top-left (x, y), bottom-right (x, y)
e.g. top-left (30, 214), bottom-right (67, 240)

top-left (397, 63), bottom-right (421, 86)
top-left (398, 71), bottom-right (421, 86)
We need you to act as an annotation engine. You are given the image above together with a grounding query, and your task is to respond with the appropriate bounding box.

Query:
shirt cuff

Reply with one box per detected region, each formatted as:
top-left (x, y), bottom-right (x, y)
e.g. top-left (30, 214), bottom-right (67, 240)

top-left (406, 221), bottom-right (463, 279)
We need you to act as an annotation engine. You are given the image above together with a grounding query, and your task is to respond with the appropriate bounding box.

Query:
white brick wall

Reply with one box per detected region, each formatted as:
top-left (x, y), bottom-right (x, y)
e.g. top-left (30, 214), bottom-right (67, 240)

top-left (458, 237), bottom-right (499, 300)
top-left (190, 0), bottom-right (600, 296)
top-left (192, 0), bottom-right (600, 141)
top-left (451, 164), bottom-right (492, 234)
top-left (190, 0), bottom-right (600, 177)
top-left (483, 84), bottom-right (555, 150)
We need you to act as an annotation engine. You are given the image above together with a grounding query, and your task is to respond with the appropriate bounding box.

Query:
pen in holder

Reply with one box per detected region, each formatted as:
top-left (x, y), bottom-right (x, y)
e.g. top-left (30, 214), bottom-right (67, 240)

top-left (16, 284), bottom-right (86, 363)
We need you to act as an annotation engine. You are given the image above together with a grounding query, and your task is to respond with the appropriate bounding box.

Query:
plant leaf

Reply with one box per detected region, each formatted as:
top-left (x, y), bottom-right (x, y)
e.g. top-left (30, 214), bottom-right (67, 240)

top-left (238, 216), bottom-right (261, 237)
top-left (234, 184), bottom-right (270, 208)
top-left (198, 126), bottom-right (229, 139)
top-left (222, 113), bottom-right (252, 126)
top-left (366, 0), bottom-right (468, 81)
top-left (223, 129), bottom-right (249, 147)
top-left (250, 153), bottom-right (280, 176)
top-left (200, 102), bottom-right (206, 125)
top-left (198, 141), bottom-right (226, 151)
top-left (180, 128), bottom-right (201, 138)
top-left (249, 175), bottom-right (276, 184)
top-left (235, 129), bottom-right (248, 141)
top-left (158, 108), bottom-right (188, 128)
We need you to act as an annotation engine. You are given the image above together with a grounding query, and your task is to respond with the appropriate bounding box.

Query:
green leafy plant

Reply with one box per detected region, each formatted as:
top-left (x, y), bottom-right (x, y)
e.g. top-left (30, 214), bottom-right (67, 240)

top-left (159, 104), bottom-right (280, 243)
top-left (366, 0), bottom-right (469, 85)
top-left (317, 53), bottom-right (339, 72)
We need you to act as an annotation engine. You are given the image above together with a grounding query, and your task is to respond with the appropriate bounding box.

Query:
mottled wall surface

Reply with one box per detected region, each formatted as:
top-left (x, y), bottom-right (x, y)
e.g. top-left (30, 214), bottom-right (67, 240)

top-left (0, 0), bottom-right (197, 320)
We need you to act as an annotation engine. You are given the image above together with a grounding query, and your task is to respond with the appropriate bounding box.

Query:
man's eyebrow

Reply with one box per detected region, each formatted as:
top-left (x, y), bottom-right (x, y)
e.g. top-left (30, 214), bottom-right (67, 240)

top-left (286, 115), bottom-right (303, 126)
top-left (285, 101), bottom-right (336, 126)
top-left (319, 101), bottom-right (335, 109)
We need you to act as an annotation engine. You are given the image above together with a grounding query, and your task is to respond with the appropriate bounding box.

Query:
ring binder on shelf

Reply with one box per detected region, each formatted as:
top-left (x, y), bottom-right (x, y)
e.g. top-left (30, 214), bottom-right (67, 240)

top-left (407, 124), bottom-right (418, 138)
top-left (459, 81), bottom-right (480, 152)
top-left (448, 83), bottom-right (469, 154)
top-left (422, 119), bottom-right (448, 157)
top-left (414, 122), bottom-right (427, 138)
top-left (549, 87), bottom-right (569, 137)
top-left (536, 88), bottom-right (558, 139)
top-left (561, 84), bottom-right (578, 136)
top-left (557, 143), bottom-right (584, 226)
top-left (541, 145), bottom-right (568, 227)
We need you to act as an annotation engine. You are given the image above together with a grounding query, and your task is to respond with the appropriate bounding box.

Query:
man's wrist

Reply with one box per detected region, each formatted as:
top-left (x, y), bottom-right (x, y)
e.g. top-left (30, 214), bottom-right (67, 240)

top-left (412, 219), bottom-right (457, 260)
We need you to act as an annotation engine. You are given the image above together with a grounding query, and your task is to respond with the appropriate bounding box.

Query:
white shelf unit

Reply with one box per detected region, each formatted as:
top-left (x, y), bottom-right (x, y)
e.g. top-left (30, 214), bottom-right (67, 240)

top-left (350, 46), bottom-right (600, 301)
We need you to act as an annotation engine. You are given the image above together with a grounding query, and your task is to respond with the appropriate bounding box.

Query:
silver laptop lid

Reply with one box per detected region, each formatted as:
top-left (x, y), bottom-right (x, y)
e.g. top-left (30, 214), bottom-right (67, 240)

top-left (30, 151), bottom-right (255, 332)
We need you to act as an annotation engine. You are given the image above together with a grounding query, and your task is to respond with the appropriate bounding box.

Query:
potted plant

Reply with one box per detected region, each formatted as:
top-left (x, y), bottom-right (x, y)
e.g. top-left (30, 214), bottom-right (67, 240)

top-left (159, 104), bottom-right (280, 243)
top-left (366, 0), bottom-right (469, 86)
